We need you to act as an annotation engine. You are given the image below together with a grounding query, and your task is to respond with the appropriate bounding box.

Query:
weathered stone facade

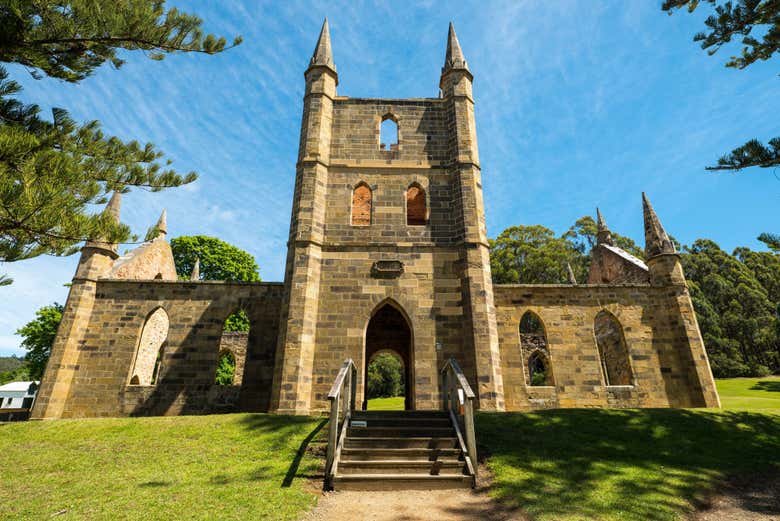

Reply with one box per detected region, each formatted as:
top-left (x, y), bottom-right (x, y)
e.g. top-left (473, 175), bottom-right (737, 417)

top-left (32, 21), bottom-right (720, 420)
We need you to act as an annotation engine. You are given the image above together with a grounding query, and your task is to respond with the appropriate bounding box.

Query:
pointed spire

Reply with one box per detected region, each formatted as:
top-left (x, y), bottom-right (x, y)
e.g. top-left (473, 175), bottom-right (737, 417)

top-left (85, 191), bottom-right (121, 253)
top-left (190, 257), bottom-right (200, 281)
top-left (595, 208), bottom-right (614, 246)
top-left (310, 18), bottom-right (336, 71)
top-left (155, 209), bottom-right (167, 237)
top-left (642, 192), bottom-right (676, 258)
top-left (105, 191), bottom-right (121, 223)
top-left (566, 263), bottom-right (578, 285)
top-left (442, 22), bottom-right (469, 73)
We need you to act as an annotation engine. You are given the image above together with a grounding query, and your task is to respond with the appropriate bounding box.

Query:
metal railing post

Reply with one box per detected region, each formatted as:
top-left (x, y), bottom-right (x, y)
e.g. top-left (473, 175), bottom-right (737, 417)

top-left (350, 364), bottom-right (357, 413)
top-left (326, 396), bottom-right (338, 478)
top-left (464, 397), bottom-right (478, 473)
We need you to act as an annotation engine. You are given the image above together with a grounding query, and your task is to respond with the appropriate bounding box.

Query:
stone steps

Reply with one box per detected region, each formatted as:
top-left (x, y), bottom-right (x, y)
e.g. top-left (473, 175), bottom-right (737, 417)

top-left (332, 473), bottom-right (474, 491)
top-left (348, 426), bottom-right (455, 438)
top-left (344, 436), bottom-right (459, 449)
top-left (339, 459), bottom-right (466, 475)
top-left (331, 410), bottom-right (474, 490)
top-left (340, 447), bottom-right (463, 461)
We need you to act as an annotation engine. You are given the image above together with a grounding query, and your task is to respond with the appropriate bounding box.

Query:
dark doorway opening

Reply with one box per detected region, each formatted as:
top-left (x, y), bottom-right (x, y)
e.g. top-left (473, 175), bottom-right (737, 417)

top-left (364, 303), bottom-right (413, 410)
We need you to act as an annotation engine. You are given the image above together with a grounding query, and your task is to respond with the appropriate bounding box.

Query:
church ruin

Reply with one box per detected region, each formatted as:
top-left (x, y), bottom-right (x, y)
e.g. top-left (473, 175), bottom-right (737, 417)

top-left (31, 21), bottom-right (720, 420)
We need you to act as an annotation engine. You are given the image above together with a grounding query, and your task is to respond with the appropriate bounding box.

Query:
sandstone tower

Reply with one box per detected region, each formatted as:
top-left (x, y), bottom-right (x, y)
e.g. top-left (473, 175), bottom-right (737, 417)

top-left (270, 21), bottom-right (505, 414)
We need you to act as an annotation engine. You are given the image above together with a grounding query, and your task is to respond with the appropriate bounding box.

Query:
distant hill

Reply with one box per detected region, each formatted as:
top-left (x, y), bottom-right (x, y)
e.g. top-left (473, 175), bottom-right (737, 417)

top-left (0, 356), bottom-right (24, 373)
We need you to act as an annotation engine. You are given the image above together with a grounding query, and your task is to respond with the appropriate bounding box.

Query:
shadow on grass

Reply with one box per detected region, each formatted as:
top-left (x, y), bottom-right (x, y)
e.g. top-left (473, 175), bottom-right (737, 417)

top-left (237, 413), bottom-right (328, 488)
top-left (281, 418), bottom-right (327, 487)
top-left (477, 409), bottom-right (780, 521)
top-left (138, 480), bottom-right (172, 488)
top-left (751, 381), bottom-right (780, 392)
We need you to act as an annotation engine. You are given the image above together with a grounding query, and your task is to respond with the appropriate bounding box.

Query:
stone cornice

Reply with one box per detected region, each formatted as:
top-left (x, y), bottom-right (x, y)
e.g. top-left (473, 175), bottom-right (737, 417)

top-left (288, 239), bottom-right (490, 250)
top-left (297, 158), bottom-right (482, 171)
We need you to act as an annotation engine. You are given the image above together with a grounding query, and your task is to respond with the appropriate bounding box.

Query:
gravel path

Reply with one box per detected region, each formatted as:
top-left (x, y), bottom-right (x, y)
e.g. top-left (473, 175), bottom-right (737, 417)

top-left (301, 474), bottom-right (780, 520)
top-left (301, 488), bottom-right (526, 521)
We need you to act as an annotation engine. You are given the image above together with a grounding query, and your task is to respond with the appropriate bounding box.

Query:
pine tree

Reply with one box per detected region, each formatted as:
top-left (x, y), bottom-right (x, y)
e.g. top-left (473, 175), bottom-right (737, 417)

top-left (663, 0), bottom-right (780, 171)
top-left (0, 1), bottom-right (240, 281)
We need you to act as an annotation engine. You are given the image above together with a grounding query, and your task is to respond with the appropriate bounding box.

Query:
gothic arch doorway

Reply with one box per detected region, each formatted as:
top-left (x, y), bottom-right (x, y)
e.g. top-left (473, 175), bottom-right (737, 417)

top-left (364, 302), bottom-right (413, 410)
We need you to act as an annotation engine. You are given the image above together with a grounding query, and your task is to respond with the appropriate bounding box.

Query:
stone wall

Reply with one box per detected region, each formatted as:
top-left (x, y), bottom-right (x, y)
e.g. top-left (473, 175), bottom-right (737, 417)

top-left (330, 98), bottom-right (448, 161)
top-left (34, 280), bottom-right (282, 418)
top-left (588, 244), bottom-right (649, 284)
top-left (495, 284), bottom-right (717, 410)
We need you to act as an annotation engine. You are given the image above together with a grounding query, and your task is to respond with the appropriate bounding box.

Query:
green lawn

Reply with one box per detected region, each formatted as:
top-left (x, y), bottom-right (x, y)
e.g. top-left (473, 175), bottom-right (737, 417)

top-left (0, 414), bottom-right (326, 521)
top-left (2, 378), bottom-right (778, 521)
top-left (716, 375), bottom-right (780, 410)
top-left (366, 396), bottom-right (405, 410)
top-left (480, 376), bottom-right (780, 521)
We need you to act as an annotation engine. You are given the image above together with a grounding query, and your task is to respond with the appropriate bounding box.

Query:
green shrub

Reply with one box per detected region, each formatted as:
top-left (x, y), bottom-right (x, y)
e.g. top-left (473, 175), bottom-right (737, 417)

top-left (366, 353), bottom-right (403, 399)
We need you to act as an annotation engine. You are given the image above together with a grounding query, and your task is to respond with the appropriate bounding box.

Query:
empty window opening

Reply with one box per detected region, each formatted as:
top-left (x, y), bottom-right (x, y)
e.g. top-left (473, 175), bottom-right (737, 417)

top-left (528, 351), bottom-right (552, 386)
top-left (519, 311), bottom-right (553, 386)
top-left (215, 351), bottom-right (236, 386)
top-left (351, 183), bottom-right (372, 226)
top-left (406, 185), bottom-right (426, 225)
top-left (224, 309), bottom-right (250, 333)
top-left (216, 308), bottom-right (249, 386)
top-left (129, 307), bottom-right (169, 386)
top-left (380, 117), bottom-right (398, 151)
top-left (594, 311), bottom-right (633, 386)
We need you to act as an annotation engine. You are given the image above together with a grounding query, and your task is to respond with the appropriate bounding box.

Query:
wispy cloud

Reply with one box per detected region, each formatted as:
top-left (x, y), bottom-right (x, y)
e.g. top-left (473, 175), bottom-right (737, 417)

top-left (0, 0), bottom-right (776, 355)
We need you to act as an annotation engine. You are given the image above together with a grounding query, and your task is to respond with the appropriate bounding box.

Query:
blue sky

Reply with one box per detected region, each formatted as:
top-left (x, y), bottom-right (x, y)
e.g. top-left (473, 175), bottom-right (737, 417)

top-left (1, 1), bottom-right (778, 356)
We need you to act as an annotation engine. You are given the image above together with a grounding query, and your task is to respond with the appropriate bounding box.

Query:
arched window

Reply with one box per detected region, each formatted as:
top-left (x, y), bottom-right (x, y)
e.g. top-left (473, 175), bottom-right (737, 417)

top-left (351, 183), bottom-right (372, 226)
top-left (129, 307), bottom-right (169, 386)
top-left (594, 310), bottom-right (633, 386)
top-left (519, 311), bottom-right (553, 386)
top-left (406, 184), bottom-right (426, 225)
top-left (380, 115), bottom-right (398, 151)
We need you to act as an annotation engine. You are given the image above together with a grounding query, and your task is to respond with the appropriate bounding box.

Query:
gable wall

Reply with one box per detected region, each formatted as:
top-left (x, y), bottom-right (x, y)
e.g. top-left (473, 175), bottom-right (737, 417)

top-left (495, 284), bottom-right (713, 410)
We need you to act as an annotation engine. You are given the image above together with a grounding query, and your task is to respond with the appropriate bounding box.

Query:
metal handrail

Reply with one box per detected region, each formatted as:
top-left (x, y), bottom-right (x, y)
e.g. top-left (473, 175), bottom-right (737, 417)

top-left (325, 358), bottom-right (357, 487)
top-left (440, 358), bottom-right (478, 478)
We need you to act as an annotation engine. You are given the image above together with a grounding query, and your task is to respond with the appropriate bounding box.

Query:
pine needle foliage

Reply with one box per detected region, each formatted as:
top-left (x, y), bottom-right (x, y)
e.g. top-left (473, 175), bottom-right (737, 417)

top-left (758, 232), bottom-right (780, 251)
top-left (0, 0), bottom-right (242, 82)
top-left (0, 68), bottom-right (194, 261)
top-left (663, 0), bottom-right (780, 171)
top-left (0, 1), bottom-right (240, 281)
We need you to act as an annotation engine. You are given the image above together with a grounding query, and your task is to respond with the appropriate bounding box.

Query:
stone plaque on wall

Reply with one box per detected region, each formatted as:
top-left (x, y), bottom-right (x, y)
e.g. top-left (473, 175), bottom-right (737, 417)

top-left (371, 260), bottom-right (404, 278)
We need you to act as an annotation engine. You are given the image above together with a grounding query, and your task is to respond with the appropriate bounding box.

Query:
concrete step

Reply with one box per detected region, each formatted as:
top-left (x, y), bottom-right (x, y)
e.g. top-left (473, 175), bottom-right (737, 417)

top-left (339, 459), bottom-right (466, 475)
top-left (352, 410), bottom-right (449, 419)
top-left (344, 436), bottom-right (459, 449)
top-left (340, 447), bottom-right (463, 461)
top-left (348, 426), bottom-right (455, 438)
top-left (332, 473), bottom-right (474, 491)
top-left (349, 416), bottom-right (452, 428)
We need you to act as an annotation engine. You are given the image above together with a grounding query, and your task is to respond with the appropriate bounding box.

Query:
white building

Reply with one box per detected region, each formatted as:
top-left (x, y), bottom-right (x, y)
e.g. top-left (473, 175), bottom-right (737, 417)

top-left (0, 381), bottom-right (39, 410)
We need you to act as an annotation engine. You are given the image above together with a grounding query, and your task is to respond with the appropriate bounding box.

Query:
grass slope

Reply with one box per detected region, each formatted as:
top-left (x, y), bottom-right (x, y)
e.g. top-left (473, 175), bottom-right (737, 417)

top-left (0, 414), bottom-right (326, 521)
top-left (480, 376), bottom-right (780, 521)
